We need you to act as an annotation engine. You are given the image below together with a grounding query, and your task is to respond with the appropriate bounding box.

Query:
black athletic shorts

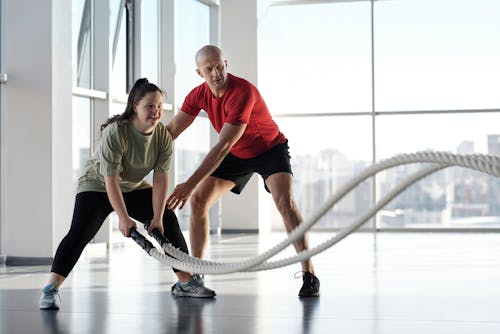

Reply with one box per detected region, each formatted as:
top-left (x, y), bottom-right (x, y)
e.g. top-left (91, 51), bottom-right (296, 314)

top-left (211, 140), bottom-right (293, 194)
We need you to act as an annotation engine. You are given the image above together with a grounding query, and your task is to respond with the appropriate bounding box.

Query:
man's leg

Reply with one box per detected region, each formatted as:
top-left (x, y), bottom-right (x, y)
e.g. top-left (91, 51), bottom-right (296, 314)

top-left (189, 176), bottom-right (235, 258)
top-left (266, 172), bottom-right (320, 297)
top-left (265, 172), bottom-right (314, 273)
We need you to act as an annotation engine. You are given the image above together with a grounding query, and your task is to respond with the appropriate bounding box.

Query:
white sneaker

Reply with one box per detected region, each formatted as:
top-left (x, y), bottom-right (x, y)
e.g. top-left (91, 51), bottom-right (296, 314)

top-left (39, 283), bottom-right (60, 310)
top-left (192, 273), bottom-right (205, 286)
top-left (171, 277), bottom-right (216, 298)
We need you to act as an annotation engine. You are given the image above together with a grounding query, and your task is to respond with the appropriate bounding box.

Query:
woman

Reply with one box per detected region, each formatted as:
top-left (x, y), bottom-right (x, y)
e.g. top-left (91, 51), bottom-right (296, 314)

top-left (40, 78), bottom-right (215, 311)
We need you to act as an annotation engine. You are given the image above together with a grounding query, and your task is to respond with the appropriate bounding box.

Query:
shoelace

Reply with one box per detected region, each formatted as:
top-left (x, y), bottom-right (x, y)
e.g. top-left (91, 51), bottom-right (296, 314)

top-left (43, 285), bottom-right (61, 303)
top-left (193, 274), bottom-right (205, 282)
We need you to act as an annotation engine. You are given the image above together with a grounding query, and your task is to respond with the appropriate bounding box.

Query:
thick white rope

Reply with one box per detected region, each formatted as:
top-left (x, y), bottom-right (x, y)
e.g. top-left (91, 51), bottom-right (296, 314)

top-left (145, 164), bottom-right (446, 273)
top-left (134, 151), bottom-right (500, 274)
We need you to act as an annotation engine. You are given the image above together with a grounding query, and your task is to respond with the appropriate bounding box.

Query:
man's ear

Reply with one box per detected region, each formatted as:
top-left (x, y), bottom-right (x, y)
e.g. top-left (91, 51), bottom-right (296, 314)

top-left (196, 69), bottom-right (202, 78)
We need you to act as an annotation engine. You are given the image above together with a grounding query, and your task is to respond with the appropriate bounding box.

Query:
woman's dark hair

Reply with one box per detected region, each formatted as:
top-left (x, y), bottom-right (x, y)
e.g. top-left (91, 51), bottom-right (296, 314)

top-left (100, 78), bottom-right (163, 131)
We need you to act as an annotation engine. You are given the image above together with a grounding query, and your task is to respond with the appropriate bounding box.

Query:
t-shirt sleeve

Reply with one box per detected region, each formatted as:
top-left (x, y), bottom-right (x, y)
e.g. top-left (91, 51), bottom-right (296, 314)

top-left (99, 126), bottom-right (125, 176)
top-left (154, 129), bottom-right (173, 174)
top-left (181, 86), bottom-right (202, 116)
top-left (225, 86), bottom-right (254, 125)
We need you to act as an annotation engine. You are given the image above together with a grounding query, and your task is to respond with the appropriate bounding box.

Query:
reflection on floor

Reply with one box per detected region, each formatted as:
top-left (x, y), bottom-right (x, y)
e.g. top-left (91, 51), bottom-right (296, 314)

top-left (1, 232), bottom-right (500, 334)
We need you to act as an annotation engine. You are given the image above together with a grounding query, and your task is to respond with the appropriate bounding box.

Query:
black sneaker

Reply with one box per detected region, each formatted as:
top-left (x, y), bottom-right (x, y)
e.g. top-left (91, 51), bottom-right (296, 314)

top-left (298, 272), bottom-right (320, 298)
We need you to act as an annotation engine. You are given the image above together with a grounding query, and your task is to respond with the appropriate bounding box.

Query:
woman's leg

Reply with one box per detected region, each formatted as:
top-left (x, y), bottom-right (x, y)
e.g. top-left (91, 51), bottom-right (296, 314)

top-left (49, 192), bottom-right (113, 287)
top-left (160, 209), bottom-right (191, 281)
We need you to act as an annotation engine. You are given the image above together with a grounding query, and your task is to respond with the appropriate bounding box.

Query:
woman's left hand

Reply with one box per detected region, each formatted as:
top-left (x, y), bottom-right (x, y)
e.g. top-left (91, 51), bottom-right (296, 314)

top-left (147, 217), bottom-right (164, 235)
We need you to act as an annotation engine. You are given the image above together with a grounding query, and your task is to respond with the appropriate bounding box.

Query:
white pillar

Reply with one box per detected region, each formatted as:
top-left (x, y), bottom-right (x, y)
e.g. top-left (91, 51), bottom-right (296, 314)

top-left (219, 0), bottom-right (271, 232)
top-left (91, 0), bottom-right (113, 244)
top-left (159, 0), bottom-right (176, 196)
top-left (0, 0), bottom-right (73, 263)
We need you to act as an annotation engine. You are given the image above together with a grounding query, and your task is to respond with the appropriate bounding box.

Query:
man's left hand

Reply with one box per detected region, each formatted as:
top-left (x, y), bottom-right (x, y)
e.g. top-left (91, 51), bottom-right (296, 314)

top-left (166, 183), bottom-right (192, 210)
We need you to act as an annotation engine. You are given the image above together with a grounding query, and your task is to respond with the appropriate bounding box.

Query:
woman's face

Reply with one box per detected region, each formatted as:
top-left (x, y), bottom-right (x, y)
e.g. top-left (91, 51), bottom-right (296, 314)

top-left (133, 91), bottom-right (163, 133)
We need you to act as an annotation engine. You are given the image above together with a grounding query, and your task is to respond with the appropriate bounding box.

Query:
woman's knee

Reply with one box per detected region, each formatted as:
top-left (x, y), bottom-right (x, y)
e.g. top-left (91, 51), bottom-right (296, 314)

top-left (162, 209), bottom-right (179, 224)
top-left (161, 210), bottom-right (189, 253)
top-left (161, 209), bottom-right (181, 233)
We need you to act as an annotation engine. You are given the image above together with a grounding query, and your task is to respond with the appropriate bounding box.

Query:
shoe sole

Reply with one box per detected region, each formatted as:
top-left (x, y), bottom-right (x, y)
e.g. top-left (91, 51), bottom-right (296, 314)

top-left (171, 291), bottom-right (215, 298)
top-left (40, 305), bottom-right (60, 310)
top-left (298, 292), bottom-right (320, 298)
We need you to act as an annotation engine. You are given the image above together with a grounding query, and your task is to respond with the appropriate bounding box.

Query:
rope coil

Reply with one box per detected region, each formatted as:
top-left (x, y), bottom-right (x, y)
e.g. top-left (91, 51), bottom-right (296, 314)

top-left (131, 151), bottom-right (500, 274)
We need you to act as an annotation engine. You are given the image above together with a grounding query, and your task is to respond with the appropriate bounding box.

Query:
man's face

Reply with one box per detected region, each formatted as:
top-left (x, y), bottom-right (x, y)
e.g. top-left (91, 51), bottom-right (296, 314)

top-left (196, 53), bottom-right (228, 91)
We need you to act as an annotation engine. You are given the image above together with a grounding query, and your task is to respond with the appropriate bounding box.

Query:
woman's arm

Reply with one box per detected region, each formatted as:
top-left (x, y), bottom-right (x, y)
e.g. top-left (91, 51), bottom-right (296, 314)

top-left (149, 171), bottom-right (169, 235)
top-left (104, 175), bottom-right (137, 237)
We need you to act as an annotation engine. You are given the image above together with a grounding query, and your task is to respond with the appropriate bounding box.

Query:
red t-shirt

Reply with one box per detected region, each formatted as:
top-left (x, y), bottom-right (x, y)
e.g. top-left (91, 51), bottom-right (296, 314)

top-left (181, 73), bottom-right (287, 159)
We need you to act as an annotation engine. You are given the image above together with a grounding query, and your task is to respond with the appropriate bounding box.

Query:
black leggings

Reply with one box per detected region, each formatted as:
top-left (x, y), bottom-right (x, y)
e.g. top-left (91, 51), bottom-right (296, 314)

top-left (51, 189), bottom-right (189, 277)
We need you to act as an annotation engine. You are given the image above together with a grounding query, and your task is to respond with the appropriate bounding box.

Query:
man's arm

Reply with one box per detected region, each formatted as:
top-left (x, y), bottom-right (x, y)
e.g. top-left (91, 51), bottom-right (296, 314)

top-left (166, 122), bottom-right (247, 210)
top-left (166, 110), bottom-right (196, 139)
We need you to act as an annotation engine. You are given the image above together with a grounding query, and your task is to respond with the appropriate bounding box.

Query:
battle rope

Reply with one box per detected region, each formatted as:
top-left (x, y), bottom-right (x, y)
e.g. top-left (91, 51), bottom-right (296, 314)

top-left (131, 151), bottom-right (500, 274)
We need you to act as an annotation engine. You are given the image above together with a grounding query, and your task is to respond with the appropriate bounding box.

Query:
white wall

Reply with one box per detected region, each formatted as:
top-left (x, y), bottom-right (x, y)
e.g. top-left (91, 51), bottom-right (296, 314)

top-left (0, 0), bottom-right (73, 261)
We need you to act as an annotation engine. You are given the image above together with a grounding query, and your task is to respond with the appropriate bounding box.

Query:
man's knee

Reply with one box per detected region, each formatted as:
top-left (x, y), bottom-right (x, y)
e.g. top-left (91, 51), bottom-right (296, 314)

top-left (190, 190), bottom-right (210, 214)
top-left (275, 195), bottom-right (296, 216)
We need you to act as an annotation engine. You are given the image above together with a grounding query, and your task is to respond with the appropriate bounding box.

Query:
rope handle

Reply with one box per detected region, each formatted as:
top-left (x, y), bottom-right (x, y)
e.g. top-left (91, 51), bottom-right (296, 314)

top-left (143, 221), bottom-right (172, 247)
top-left (130, 228), bottom-right (155, 253)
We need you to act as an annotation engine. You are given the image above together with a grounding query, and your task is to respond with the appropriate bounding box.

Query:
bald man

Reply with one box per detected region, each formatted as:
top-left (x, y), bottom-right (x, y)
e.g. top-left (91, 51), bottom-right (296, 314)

top-left (166, 45), bottom-right (320, 297)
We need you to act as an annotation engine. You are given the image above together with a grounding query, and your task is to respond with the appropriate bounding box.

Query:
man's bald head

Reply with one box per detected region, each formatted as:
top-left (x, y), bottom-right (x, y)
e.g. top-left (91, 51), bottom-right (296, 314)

top-left (194, 45), bottom-right (229, 94)
top-left (195, 45), bottom-right (223, 66)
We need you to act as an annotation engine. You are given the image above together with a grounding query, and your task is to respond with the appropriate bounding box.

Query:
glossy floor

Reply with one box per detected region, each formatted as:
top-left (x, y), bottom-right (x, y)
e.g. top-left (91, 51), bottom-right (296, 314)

top-left (1, 232), bottom-right (500, 334)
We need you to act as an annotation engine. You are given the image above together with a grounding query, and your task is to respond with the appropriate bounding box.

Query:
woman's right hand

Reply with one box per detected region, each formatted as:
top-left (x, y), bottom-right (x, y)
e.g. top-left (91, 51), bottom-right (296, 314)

top-left (118, 216), bottom-right (137, 237)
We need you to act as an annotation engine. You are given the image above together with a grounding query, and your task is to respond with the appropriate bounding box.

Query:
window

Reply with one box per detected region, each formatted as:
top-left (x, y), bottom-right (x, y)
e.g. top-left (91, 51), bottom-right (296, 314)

top-left (375, 0), bottom-right (500, 111)
top-left (72, 97), bottom-right (92, 180)
top-left (374, 0), bottom-right (500, 229)
top-left (259, 1), bottom-right (374, 230)
top-left (259, 0), bottom-right (500, 230)
top-left (174, 0), bottom-right (210, 107)
top-left (377, 113), bottom-right (500, 228)
top-left (72, 0), bottom-right (94, 176)
top-left (72, 0), bottom-right (92, 88)
top-left (141, 0), bottom-right (159, 83)
top-left (277, 116), bottom-right (373, 229)
top-left (258, 2), bottom-right (372, 115)
top-left (111, 0), bottom-right (127, 97)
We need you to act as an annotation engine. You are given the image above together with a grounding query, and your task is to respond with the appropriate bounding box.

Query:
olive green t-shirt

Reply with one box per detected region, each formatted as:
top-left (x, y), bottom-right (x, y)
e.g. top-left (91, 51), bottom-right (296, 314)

top-left (77, 120), bottom-right (173, 193)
